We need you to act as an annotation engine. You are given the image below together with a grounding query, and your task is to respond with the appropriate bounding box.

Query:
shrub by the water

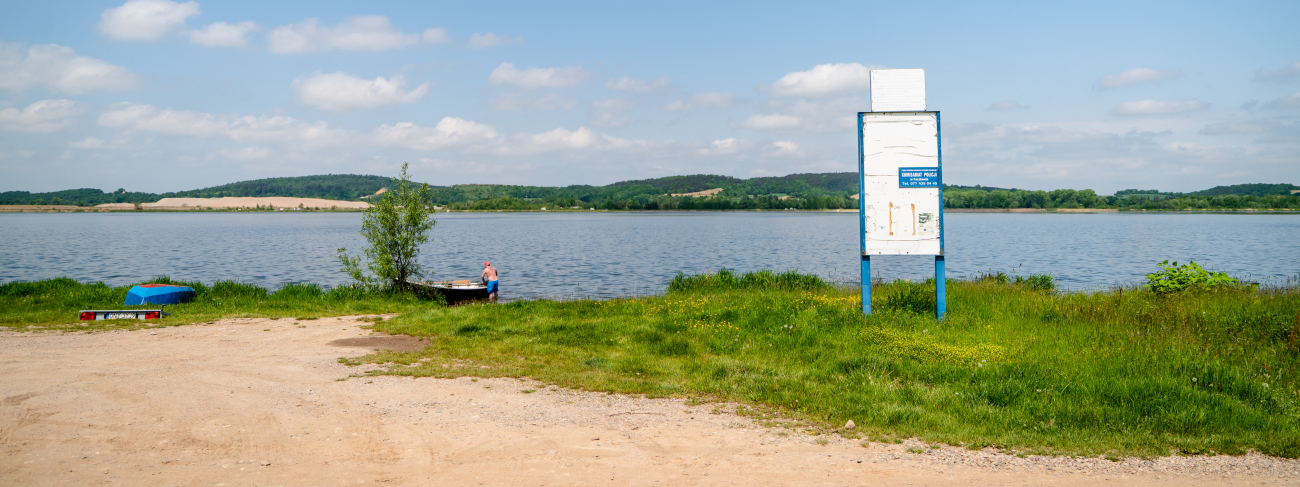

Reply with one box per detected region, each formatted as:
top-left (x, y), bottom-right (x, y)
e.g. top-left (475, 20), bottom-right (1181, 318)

top-left (1145, 260), bottom-right (1238, 294)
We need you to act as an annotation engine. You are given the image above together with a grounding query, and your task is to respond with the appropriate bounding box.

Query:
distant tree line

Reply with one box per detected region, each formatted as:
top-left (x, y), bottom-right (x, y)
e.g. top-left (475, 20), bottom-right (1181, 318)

top-left (943, 188), bottom-right (1299, 210)
top-left (448, 194), bottom-right (856, 211)
top-left (0, 188), bottom-right (160, 206)
top-left (3, 173), bottom-right (1295, 211)
top-left (0, 174), bottom-right (395, 206)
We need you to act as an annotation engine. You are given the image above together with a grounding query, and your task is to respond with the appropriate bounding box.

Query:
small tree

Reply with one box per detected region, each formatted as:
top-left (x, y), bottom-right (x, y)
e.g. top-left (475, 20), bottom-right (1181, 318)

top-left (337, 163), bottom-right (436, 292)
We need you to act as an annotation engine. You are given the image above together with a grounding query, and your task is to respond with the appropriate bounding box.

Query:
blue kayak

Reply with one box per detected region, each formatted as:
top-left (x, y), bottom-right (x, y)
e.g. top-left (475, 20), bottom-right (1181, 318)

top-left (124, 284), bottom-right (195, 305)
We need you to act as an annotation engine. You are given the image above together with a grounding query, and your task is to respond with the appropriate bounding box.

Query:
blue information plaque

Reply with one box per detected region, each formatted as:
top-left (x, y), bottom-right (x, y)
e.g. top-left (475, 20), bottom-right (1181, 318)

top-left (898, 167), bottom-right (940, 187)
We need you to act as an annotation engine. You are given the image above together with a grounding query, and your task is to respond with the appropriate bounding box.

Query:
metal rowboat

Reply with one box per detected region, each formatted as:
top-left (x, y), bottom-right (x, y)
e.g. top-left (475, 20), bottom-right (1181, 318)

top-left (410, 279), bottom-right (489, 304)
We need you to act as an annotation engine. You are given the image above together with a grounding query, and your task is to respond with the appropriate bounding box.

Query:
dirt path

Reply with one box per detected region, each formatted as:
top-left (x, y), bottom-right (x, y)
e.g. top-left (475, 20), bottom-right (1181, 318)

top-left (2, 317), bottom-right (1297, 486)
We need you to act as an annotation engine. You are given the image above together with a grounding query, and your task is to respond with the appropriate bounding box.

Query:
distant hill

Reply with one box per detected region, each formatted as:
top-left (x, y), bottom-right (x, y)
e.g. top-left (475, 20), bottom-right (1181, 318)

top-left (0, 174), bottom-right (396, 206)
top-left (2, 173), bottom-right (1294, 207)
top-left (946, 184), bottom-right (1021, 192)
top-left (1115, 184), bottom-right (1299, 200)
top-left (169, 174), bottom-right (398, 200)
top-left (606, 174), bottom-right (745, 193)
top-left (1186, 183), bottom-right (1300, 197)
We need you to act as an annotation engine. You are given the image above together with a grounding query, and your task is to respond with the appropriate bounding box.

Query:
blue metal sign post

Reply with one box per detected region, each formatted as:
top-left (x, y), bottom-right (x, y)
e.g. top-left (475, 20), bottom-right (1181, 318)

top-left (858, 111), bottom-right (946, 320)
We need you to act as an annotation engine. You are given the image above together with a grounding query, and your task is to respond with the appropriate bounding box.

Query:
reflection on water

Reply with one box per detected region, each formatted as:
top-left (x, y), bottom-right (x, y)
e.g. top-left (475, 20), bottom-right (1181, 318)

top-left (1, 211), bottom-right (1297, 299)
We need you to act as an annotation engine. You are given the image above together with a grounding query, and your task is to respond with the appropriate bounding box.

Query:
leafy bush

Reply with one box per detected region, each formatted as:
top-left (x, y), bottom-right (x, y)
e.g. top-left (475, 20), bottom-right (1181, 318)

top-left (1145, 260), bottom-right (1237, 294)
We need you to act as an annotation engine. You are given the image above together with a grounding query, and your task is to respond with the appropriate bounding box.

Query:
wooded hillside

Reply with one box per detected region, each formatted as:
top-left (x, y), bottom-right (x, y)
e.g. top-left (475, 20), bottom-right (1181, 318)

top-left (3, 173), bottom-right (1295, 210)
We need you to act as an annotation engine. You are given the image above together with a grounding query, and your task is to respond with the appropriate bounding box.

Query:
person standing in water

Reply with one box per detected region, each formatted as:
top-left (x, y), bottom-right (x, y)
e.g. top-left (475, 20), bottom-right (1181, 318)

top-left (481, 261), bottom-right (499, 302)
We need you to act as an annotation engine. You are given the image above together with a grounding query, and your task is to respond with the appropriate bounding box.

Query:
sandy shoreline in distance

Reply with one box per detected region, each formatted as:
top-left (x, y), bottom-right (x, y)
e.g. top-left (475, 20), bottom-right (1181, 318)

top-left (2, 318), bottom-right (1298, 486)
top-left (92, 197), bottom-right (371, 210)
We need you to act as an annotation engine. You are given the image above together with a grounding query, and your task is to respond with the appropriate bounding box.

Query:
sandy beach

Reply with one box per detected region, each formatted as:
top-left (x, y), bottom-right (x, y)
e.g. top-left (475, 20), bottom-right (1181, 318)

top-left (89, 197), bottom-right (372, 210)
top-left (2, 318), bottom-right (1297, 486)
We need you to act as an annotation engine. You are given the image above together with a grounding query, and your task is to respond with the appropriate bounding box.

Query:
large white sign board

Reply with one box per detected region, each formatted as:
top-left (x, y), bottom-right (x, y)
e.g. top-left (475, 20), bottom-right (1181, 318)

top-left (870, 69), bottom-right (926, 112)
top-left (860, 111), bottom-right (941, 255)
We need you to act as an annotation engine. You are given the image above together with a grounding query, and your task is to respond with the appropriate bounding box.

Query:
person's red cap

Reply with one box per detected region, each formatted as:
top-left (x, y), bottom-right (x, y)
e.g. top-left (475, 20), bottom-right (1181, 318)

top-left (484, 261), bottom-right (490, 266)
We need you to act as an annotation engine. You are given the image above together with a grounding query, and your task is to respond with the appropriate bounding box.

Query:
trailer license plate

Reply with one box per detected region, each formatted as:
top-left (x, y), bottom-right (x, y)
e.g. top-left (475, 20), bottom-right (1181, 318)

top-left (106, 312), bottom-right (138, 319)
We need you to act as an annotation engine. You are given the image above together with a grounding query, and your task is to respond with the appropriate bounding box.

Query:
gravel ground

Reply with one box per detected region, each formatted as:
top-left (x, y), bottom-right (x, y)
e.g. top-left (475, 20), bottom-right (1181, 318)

top-left (1, 316), bottom-right (1296, 486)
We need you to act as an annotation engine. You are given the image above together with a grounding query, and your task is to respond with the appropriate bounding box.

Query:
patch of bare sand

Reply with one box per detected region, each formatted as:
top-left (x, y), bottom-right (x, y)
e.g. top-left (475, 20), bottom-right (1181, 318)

top-left (2, 318), bottom-right (1297, 486)
top-left (130, 197), bottom-right (370, 210)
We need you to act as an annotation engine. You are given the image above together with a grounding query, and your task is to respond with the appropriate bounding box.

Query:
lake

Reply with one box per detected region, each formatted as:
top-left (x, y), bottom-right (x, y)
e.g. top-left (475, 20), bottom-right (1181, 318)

top-left (1, 211), bottom-right (1297, 299)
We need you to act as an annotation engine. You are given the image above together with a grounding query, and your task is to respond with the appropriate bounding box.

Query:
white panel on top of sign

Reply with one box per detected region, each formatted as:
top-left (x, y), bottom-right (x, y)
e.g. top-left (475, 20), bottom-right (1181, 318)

top-left (870, 69), bottom-right (925, 112)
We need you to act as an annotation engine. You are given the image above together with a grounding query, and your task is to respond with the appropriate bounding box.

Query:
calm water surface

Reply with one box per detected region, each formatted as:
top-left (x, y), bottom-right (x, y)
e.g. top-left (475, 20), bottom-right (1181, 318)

top-left (1, 212), bottom-right (1297, 299)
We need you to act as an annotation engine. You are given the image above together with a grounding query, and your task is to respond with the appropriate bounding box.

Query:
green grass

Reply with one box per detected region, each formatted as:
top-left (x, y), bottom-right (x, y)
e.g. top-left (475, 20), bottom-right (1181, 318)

top-left (343, 269), bottom-right (1300, 459)
top-left (0, 277), bottom-right (438, 331)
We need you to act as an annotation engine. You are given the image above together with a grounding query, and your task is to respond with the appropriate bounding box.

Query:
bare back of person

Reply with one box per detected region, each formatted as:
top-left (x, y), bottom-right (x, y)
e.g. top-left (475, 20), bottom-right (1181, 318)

top-left (481, 261), bottom-right (499, 302)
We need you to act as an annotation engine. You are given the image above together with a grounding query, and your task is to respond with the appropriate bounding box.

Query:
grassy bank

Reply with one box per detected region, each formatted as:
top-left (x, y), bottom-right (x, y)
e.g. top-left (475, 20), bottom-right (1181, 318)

top-left (349, 269), bottom-right (1300, 458)
top-left (0, 277), bottom-right (436, 331)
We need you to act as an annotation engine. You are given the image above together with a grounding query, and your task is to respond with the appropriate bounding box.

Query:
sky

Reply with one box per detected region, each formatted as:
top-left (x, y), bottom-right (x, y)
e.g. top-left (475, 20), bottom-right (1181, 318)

top-left (0, 0), bottom-right (1297, 194)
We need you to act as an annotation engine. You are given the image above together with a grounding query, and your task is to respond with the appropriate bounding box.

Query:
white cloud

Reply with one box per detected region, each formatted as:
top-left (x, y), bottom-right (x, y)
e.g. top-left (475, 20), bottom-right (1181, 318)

top-left (69, 136), bottom-right (106, 149)
top-left (520, 127), bottom-right (600, 151)
top-left (467, 33), bottom-right (522, 48)
top-left (98, 102), bottom-right (354, 147)
top-left (0, 99), bottom-right (77, 132)
top-left (93, 102), bottom-right (656, 158)
top-left (189, 21), bottom-right (259, 48)
top-left (1199, 120), bottom-right (1276, 135)
top-left (1095, 68), bottom-right (1183, 89)
top-left (662, 92), bottom-right (736, 111)
top-left (97, 0), bottom-right (200, 42)
top-left (1266, 92), bottom-right (1300, 110)
top-left (939, 121), bottom-right (1300, 191)
top-left (416, 157), bottom-right (506, 174)
top-left (421, 28), bottom-right (451, 45)
top-left (293, 72), bottom-right (429, 111)
top-left (510, 127), bottom-right (647, 154)
top-left (740, 97), bottom-right (858, 132)
top-left (987, 101), bottom-right (1026, 111)
top-left (266, 16), bottom-right (438, 53)
top-left (0, 41), bottom-right (140, 94)
top-left (768, 140), bottom-right (804, 158)
top-left (1112, 99), bottom-right (1208, 115)
top-left (218, 147), bottom-right (272, 160)
top-left (590, 98), bottom-right (634, 127)
top-left (1254, 61), bottom-right (1300, 83)
top-left (372, 118), bottom-right (502, 151)
top-left (742, 114), bottom-right (802, 130)
top-left (605, 76), bottom-right (676, 93)
top-left (380, 121), bottom-right (648, 155)
top-left (487, 92), bottom-right (577, 111)
top-left (768, 63), bottom-right (871, 98)
top-left (99, 102), bottom-right (225, 137)
top-left (697, 138), bottom-right (750, 156)
top-left (488, 63), bottom-right (592, 89)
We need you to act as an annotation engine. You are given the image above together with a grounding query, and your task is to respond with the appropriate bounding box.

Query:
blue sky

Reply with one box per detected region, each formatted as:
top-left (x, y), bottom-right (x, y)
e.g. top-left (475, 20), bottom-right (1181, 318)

top-left (1, 0), bottom-right (1296, 193)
